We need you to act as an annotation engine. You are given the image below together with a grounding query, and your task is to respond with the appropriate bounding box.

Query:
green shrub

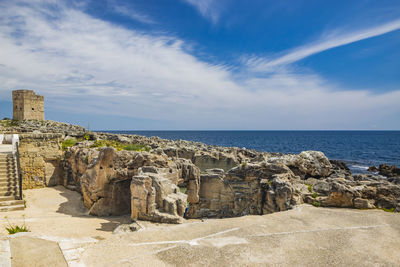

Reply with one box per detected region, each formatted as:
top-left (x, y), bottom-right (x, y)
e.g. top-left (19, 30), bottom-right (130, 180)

top-left (4, 215), bottom-right (29, 235)
top-left (382, 207), bottom-right (395, 212)
top-left (312, 201), bottom-right (321, 207)
top-left (6, 225), bottom-right (29, 235)
top-left (90, 140), bottom-right (122, 150)
top-left (123, 144), bottom-right (151, 152)
top-left (62, 138), bottom-right (77, 150)
top-left (90, 140), bottom-right (150, 152)
top-left (307, 184), bottom-right (313, 193)
top-left (312, 192), bottom-right (319, 198)
top-left (0, 119), bottom-right (20, 128)
top-left (179, 186), bottom-right (187, 194)
top-left (241, 161), bottom-right (247, 167)
top-left (83, 132), bottom-right (91, 140)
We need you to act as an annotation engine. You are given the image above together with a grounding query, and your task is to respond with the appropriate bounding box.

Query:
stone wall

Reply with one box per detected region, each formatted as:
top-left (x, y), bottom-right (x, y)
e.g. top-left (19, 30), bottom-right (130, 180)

top-left (18, 133), bottom-right (63, 189)
top-left (12, 90), bottom-right (44, 121)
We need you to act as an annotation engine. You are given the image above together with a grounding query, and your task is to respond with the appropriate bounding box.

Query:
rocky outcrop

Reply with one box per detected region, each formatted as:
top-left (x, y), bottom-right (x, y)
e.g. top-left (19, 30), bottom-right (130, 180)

top-left (329, 160), bottom-right (352, 178)
top-left (368, 164), bottom-right (400, 178)
top-left (0, 119), bottom-right (86, 136)
top-left (266, 151), bottom-right (332, 178)
top-left (131, 166), bottom-right (187, 223)
top-left (377, 164), bottom-right (400, 178)
top-left (59, 130), bottom-right (399, 223)
top-left (63, 146), bottom-right (201, 221)
top-left (188, 163), bottom-right (306, 218)
top-left (305, 177), bottom-right (400, 211)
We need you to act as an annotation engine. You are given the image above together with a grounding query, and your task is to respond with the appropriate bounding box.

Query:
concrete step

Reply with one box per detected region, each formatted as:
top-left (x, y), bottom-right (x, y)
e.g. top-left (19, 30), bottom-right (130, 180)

top-left (0, 162), bottom-right (16, 166)
top-left (0, 165), bottom-right (16, 170)
top-left (0, 184), bottom-right (19, 191)
top-left (0, 185), bottom-right (18, 191)
top-left (0, 160), bottom-right (15, 164)
top-left (0, 196), bottom-right (18, 201)
top-left (0, 172), bottom-right (17, 176)
top-left (0, 178), bottom-right (18, 183)
top-left (0, 169), bottom-right (17, 174)
top-left (0, 190), bottom-right (18, 197)
top-left (0, 204), bottom-right (24, 212)
top-left (0, 180), bottom-right (18, 188)
top-left (0, 171), bottom-right (17, 179)
top-left (0, 200), bottom-right (24, 207)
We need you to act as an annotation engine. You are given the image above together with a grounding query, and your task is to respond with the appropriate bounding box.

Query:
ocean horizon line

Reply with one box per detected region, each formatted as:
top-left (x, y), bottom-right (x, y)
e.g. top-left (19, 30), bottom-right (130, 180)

top-left (95, 129), bottom-right (400, 132)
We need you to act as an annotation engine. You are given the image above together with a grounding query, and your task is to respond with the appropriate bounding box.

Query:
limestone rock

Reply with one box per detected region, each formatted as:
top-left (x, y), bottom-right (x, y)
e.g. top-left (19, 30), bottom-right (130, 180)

top-left (377, 164), bottom-right (400, 178)
top-left (267, 151), bottom-right (332, 178)
top-left (188, 163), bottom-right (299, 218)
top-left (131, 167), bottom-right (187, 223)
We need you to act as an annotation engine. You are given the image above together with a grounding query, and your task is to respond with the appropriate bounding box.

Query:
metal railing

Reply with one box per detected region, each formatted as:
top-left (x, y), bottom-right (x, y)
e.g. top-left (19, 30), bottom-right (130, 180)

top-left (10, 134), bottom-right (23, 200)
top-left (15, 143), bottom-right (23, 200)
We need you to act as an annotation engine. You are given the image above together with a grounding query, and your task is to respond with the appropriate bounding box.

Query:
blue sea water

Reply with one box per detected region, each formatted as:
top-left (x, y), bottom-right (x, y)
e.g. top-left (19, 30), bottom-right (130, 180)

top-left (103, 131), bottom-right (400, 173)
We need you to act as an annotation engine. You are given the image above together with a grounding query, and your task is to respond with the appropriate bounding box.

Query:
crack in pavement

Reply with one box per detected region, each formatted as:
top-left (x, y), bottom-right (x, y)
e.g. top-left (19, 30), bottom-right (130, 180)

top-left (250, 224), bottom-right (390, 237)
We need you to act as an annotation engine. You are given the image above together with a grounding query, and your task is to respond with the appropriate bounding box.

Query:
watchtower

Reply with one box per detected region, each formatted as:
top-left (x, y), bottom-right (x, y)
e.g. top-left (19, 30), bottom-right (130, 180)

top-left (12, 90), bottom-right (44, 121)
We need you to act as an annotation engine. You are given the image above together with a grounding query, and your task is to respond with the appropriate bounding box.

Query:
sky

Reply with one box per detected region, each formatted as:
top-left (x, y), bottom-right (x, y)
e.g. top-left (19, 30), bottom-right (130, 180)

top-left (0, 0), bottom-right (399, 130)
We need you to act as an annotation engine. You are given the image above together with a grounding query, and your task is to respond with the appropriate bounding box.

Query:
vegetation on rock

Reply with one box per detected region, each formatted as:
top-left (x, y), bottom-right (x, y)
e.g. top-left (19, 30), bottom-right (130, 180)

top-left (312, 201), bottom-right (321, 207)
top-left (5, 224), bottom-right (29, 234)
top-left (4, 215), bottom-right (30, 235)
top-left (62, 138), bottom-right (78, 150)
top-left (382, 207), bottom-right (395, 212)
top-left (90, 140), bottom-right (150, 152)
top-left (0, 118), bottom-right (20, 128)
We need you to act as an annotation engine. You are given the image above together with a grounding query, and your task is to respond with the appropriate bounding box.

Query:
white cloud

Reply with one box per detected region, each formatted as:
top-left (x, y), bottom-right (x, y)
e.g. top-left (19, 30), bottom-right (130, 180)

top-left (0, 1), bottom-right (399, 129)
top-left (183, 0), bottom-right (220, 24)
top-left (247, 19), bottom-right (400, 71)
top-left (111, 2), bottom-right (156, 24)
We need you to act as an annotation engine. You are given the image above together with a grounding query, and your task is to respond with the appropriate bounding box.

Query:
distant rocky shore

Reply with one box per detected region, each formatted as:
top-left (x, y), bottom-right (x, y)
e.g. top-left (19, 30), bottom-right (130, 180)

top-left (2, 119), bottom-right (399, 223)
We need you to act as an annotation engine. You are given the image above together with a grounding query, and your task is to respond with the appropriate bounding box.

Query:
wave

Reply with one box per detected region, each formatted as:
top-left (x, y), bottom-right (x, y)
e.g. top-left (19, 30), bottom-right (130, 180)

top-left (349, 165), bottom-right (369, 170)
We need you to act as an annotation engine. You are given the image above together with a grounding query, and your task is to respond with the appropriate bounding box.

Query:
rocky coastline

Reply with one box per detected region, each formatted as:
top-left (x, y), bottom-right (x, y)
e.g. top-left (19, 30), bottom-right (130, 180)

top-left (2, 119), bottom-right (400, 224)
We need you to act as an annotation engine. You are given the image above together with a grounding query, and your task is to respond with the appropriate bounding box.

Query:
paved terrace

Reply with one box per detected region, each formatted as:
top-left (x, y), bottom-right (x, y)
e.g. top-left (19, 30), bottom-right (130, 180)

top-left (0, 145), bottom-right (12, 154)
top-left (0, 187), bottom-right (399, 266)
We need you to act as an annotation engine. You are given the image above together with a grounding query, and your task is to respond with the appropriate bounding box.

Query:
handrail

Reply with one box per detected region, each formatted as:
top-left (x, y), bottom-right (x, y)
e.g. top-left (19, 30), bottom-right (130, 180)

top-left (15, 142), bottom-right (23, 200)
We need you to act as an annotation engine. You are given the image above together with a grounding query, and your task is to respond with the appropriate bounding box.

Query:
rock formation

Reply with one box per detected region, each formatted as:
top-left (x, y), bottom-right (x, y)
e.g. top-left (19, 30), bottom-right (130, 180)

top-left (61, 135), bottom-right (400, 223)
top-left (3, 119), bottom-right (398, 223)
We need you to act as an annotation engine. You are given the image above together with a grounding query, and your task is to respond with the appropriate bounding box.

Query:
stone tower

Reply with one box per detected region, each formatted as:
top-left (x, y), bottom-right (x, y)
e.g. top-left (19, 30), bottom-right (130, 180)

top-left (12, 90), bottom-right (44, 121)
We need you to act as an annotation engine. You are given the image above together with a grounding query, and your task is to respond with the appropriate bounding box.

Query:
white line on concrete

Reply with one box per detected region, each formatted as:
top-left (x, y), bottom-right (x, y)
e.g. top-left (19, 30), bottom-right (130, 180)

top-left (250, 224), bottom-right (389, 237)
top-left (0, 239), bottom-right (11, 267)
top-left (128, 227), bottom-right (241, 247)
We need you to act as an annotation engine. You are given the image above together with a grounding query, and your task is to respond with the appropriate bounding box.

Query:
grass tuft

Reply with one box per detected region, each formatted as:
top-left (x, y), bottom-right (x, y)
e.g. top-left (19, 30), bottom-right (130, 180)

top-left (179, 186), bottom-right (187, 194)
top-left (312, 201), bottom-right (321, 207)
top-left (382, 207), bottom-right (395, 212)
top-left (90, 140), bottom-right (150, 152)
top-left (6, 225), bottom-right (29, 235)
top-left (306, 184), bottom-right (313, 193)
top-left (0, 119), bottom-right (20, 128)
top-left (4, 215), bottom-right (29, 235)
top-left (62, 138), bottom-right (77, 150)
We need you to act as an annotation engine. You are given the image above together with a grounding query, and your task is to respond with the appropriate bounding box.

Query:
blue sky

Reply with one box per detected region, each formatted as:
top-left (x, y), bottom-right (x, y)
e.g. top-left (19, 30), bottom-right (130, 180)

top-left (0, 0), bottom-right (399, 130)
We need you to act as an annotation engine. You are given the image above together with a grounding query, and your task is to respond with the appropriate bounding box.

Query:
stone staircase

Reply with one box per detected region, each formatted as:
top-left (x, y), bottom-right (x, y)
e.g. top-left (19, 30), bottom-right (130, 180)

top-left (0, 153), bottom-right (24, 212)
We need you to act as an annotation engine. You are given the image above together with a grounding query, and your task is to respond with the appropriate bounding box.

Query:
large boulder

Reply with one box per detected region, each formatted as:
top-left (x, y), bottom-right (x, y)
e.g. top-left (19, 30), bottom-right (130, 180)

top-left (78, 147), bottom-right (174, 216)
top-left (307, 177), bottom-right (400, 211)
top-left (131, 167), bottom-right (187, 224)
top-left (267, 151), bottom-right (332, 178)
top-left (187, 171), bottom-right (234, 218)
top-left (188, 162), bottom-right (301, 218)
top-left (377, 164), bottom-right (400, 178)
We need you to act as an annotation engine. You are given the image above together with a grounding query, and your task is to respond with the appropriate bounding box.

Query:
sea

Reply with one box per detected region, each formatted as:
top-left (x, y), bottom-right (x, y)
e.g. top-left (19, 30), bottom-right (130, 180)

top-left (102, 130), bottom-right (400, 174)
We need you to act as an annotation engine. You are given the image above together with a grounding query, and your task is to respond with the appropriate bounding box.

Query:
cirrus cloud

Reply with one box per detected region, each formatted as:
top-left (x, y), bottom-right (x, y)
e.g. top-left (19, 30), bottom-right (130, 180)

top-left (0, 0), bottom-right (399, 130)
